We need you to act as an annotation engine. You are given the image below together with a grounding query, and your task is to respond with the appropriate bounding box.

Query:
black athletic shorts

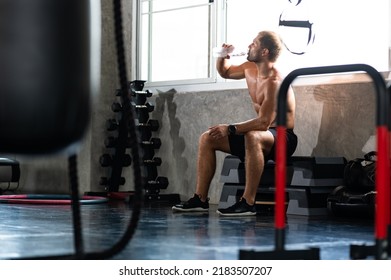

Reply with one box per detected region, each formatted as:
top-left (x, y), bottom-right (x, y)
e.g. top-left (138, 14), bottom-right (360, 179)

top-left (228, 128), bottom-right (298, 162)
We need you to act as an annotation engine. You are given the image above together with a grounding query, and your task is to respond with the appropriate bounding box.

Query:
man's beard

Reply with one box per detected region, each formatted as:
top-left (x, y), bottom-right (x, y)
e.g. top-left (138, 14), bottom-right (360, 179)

top-left (247, 53), bottom-right (261, 63)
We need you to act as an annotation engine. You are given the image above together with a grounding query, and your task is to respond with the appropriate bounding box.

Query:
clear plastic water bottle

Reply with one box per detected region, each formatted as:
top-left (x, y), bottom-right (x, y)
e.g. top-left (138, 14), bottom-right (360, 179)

top-left (212, 46), bottom-right (247, 58)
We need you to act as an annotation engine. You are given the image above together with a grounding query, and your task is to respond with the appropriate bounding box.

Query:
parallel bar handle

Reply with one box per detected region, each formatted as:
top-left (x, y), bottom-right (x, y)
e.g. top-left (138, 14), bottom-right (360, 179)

top-left (275, 64), bottom-right (389, 258)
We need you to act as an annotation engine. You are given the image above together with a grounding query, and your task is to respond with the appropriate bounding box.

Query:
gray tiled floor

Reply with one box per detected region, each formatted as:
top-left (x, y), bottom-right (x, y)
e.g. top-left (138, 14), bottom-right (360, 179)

top-left (0, 200), bottom-right (376, 260)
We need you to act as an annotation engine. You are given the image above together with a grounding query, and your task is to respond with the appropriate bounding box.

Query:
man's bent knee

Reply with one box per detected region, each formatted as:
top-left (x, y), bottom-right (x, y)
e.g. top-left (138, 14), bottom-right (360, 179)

top-left (244, 130), bottom-right (274, 151)
top-left (199, 131), bottom-right (230, 151)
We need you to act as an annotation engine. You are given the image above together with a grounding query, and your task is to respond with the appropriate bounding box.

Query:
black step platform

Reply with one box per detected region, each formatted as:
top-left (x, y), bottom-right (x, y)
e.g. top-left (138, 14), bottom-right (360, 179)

top-left (0, 158), bottom-right (20, 183)
top-left (0, 158), bottom-right (20, 194)
top-left (219, 155), bottom-right (346, 216)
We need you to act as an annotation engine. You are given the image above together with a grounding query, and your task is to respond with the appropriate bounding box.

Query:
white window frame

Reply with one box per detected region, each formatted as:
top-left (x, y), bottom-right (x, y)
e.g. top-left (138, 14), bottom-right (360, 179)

top-left (133, 0), bottom-right (224, 88)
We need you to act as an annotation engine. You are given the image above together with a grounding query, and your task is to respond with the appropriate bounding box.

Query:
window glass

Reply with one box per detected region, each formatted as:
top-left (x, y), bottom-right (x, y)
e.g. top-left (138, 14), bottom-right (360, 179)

top-left (139, 0), bottom-right (212, 83)
top-left (137, 0), bottom-right (390, 86)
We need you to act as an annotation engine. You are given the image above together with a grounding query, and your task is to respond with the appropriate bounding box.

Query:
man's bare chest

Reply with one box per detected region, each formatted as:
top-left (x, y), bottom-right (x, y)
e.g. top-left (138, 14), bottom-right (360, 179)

top-left (247, 79), bottom-right (267, 105)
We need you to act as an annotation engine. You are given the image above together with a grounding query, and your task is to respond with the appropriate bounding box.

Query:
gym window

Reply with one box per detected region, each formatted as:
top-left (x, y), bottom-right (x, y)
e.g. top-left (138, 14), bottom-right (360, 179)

top-left (135, 0), bottom-right (390, 89)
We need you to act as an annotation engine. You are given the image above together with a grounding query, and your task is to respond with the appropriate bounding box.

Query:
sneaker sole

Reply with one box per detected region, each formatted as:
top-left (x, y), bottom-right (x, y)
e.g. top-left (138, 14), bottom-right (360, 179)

top-left (216, 210), bottom-right (256, 216)
top-left (172, 206), bottom-right (209, 212)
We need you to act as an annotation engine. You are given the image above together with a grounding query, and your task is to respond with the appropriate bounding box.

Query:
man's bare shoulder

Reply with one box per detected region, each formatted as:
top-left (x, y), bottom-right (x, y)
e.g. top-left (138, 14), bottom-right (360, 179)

top-left (243, 62), bottom-right (258, 79)
top-left (242, 61), bottom-right (257, 71)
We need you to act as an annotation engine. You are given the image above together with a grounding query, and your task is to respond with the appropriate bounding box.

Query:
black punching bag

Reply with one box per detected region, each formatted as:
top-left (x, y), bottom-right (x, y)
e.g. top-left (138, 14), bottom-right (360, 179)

top-left (0, 0), bottom-right (100, 154)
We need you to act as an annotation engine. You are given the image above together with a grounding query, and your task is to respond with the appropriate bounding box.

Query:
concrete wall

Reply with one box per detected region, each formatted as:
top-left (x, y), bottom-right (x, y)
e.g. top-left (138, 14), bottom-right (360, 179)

top-left (7, 2), bottom-right (387, 206)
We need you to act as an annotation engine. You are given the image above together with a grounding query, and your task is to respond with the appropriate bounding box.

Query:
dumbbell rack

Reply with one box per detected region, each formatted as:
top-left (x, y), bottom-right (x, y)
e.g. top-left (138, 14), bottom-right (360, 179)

top-left (95, 84), bottom-right (134, 197)
top-left (130, 80), bottom-right (178, 203)
top-left (95, 79), bottom-right (179, 204)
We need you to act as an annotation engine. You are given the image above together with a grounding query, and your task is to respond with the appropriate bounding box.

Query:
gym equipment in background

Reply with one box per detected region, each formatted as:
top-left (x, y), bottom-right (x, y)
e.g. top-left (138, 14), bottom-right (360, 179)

top-left (0, 158), bottom-right (20, 195)
top-left (97, 78), bottom-right (179, 204)
top-left (239, 64), bottom-right (390, 260)
top-left (326, 185), bottom-right (375, 219)
top-left (219, 155), bottom-right (346, 216)
top-left (130, 81), bottom-right (179, 204)
top-left (0, 194), bottom-right (108, 205)
top-left (327, 151), bottom-right (377, 219)
top-left (96, 81), bottom-right (141, 195)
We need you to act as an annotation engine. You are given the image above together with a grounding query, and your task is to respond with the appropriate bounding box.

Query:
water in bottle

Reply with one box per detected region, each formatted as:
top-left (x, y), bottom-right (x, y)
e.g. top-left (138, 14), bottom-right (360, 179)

top-left (212, 46), bottom-right (247, 58)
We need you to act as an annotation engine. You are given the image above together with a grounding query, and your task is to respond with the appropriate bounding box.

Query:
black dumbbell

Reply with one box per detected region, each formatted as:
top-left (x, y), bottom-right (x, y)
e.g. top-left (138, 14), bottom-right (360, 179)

top-left (106, 119), bottom-right (119, 131)
top-left (111, 102), bottom-right (122, 112)
top-left (141, 138), bottom-right (161, 149)
top-left (136, 119), bottom-right (159, 131)
top-left (99, 154), bottom-right (112, 167)
top-left (121, 154), bottom-right (132, 167)
top-left (129, 80), bottom-right (146, 91)
top-left (143, 157), bottom-right (162, 166)
top-left (131, 89), bottom-right (152, 97)
top-left (99, 154), bottom-right (132, 167)
top-left (131, 101), bottom-right (154, 112)
top-left (146, 176), bottom-right (169, 189)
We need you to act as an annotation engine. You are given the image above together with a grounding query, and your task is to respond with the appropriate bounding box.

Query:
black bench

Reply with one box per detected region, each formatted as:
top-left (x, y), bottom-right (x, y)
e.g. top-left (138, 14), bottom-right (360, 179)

top-left (0, 158), bottom-right (20, 193)
top-left (219, 155), bottom-right (346, 216)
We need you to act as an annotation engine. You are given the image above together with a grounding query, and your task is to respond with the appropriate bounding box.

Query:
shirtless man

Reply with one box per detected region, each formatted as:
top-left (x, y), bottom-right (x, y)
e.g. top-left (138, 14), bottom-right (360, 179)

top-left (172, 31), bottom-right (297, 216)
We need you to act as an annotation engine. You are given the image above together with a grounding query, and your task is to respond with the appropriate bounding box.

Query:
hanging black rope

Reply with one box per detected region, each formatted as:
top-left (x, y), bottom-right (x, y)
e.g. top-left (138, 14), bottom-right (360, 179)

top-left (68, 154), bottom-right (85, 259)
top-left (84, 0), bottom-right (144, 259)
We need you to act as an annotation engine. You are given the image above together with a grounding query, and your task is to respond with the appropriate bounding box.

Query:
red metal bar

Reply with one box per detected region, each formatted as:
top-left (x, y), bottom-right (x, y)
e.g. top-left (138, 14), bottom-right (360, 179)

top-left (376, 126), bottom-right (390, 239)
top-left (387, 131), bottom-right (391, 226)
top-left (272, 64), bottom-right (388, 259)
top-left (275, 126), bottom-right (287, 230)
